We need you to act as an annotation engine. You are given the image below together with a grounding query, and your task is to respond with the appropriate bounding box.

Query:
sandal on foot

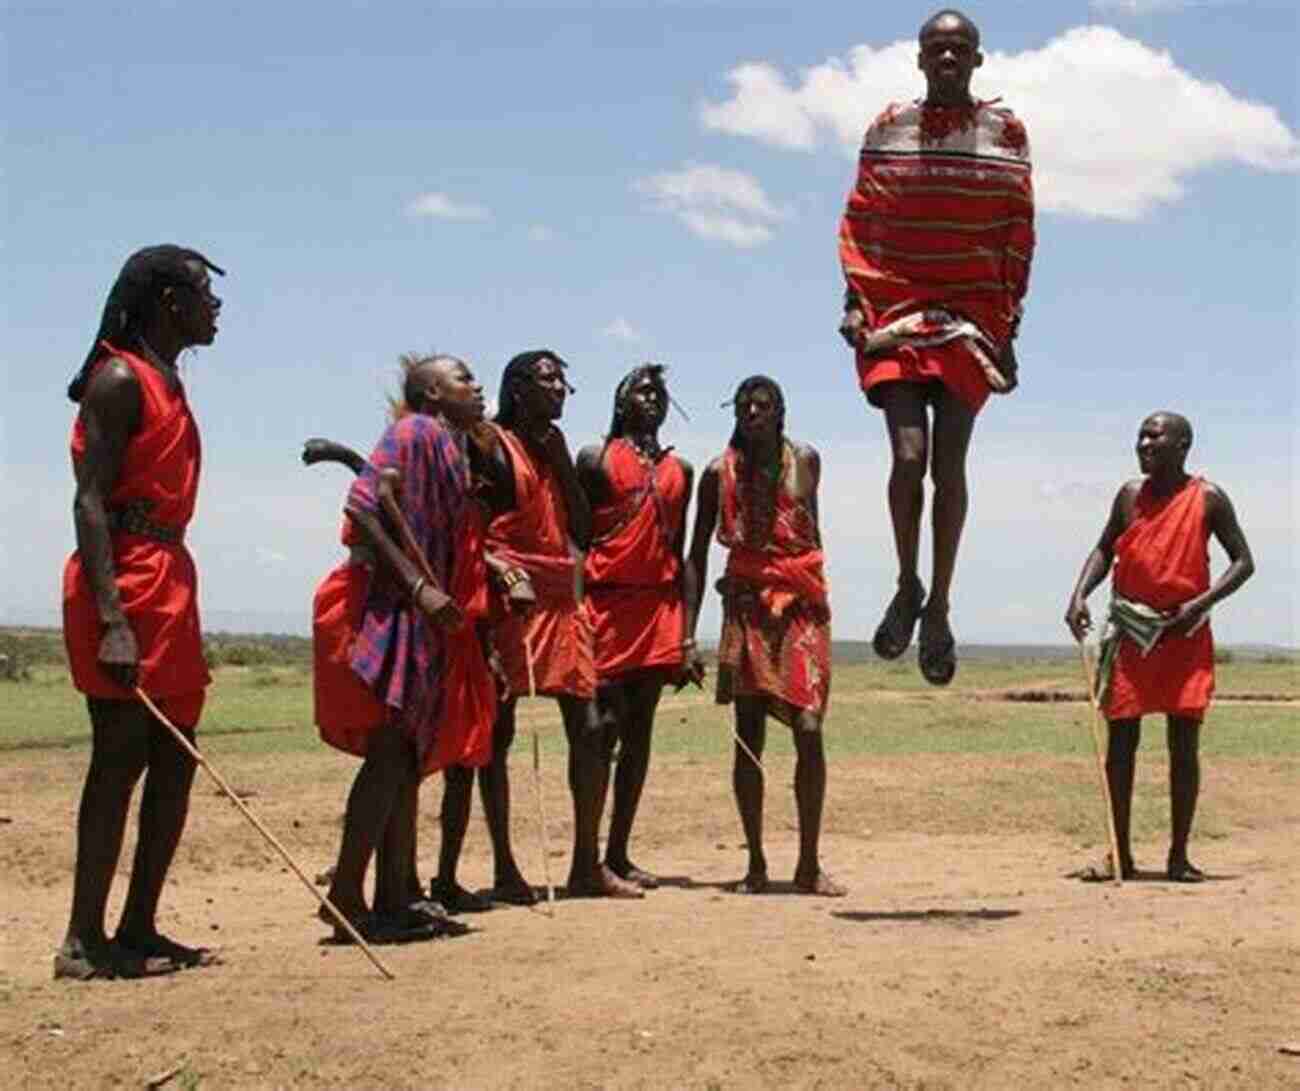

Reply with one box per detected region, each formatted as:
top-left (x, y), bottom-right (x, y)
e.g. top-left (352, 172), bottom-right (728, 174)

top-left (918, 614), bottom-right (957, 687)
top-left (566, 866), bottom-right (644, 900)
top-left (872, 580), bottom-right (926, 660)
top-left (490, 880), bottom-right (539, 907)
top-left (1166, 859), bottom-right (1205, 883)
top-left (793, 870), bottom-right (847, 897)
top-left (1068, 856), bottom-right (1134, 882)
top-left (429, 879), bottom-right (494, 914)
top-left (115, 931), bottom-right (220, 969)
top-left (609, 861), bottom-right (660, 890)
top-left (732, 872), bottom-right (769, 895)
top-left (53, 939), bottom-right (177, 981)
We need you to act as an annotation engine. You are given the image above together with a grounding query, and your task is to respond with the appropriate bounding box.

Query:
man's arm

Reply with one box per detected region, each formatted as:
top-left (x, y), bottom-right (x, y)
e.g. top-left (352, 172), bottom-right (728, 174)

top-left (538, 426), bottom-right (592, 550)
top-left (672, 457), bottom-right (704, 685)
top-left (345, 507), bottom-right (462, 630)
top-left (1165, 482), bottom-right (1255, 633)
top-left (1065, 481), bottom-right (1138, 641)
top-left (792, 442), bottom-right (822, 529)
top-left (73, 359), bottom-right (143, 688)
top-left (575, 443), bottom-right (609, 510)
top-left (685, 460), bottom-right (721, 645)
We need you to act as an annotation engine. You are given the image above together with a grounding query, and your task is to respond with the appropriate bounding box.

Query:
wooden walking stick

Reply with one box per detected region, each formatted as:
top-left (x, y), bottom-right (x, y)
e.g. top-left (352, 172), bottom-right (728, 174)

top-left (525, 630), bottom-right (556, 912)
top-left (1076, 640), bottom-right (1125, 886)
top-left (133, 687), bottom-right (395, 980)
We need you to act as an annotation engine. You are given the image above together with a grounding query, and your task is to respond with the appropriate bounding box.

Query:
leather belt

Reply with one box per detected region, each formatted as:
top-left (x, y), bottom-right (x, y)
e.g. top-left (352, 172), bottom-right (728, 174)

top-left (106, 501), bottom-right (185, 545)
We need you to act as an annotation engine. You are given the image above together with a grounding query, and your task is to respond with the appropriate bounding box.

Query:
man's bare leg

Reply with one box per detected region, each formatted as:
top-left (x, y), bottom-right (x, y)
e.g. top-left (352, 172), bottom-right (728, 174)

top-left (114, 712), bottom-right (208, 964)
top-left (732, 698), bottom-right (768, 892)
top-left (1167, 716), bottom-right (1203, 881)
top-left (790, 718), bottom-right (845, 896)
top-left (373, 777), bottom-right (420, 915)
top-left (60, 698), bottom-right (152, 976)
top-left (1105, 719), bottom-right (1140, 878)
top-left (873, 385), bottom-right (929, 658)
top-left (919, 389), bottom-right (976, 684)
top-left (431, 766), bottom-right (493, 911)
top-left (324, 724), bottom-right (416, 929)
top-left (477, 699), bottom-right (534, 903)
top-left (603, 676), bottom-right (664, 887)
top-left (562, 695), bottom-right (641, 898)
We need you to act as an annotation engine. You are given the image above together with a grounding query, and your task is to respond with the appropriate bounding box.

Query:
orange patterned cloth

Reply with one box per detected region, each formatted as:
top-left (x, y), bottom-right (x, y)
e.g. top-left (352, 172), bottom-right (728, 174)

top-left (714, 445), bottom-right (831, 729)
top-left (1105, 477), bottom-right (1215, 721)
top-left (585, 439), bottom-right (688, 681)
top-left (486, 425), bottom-right (595, 699)
top-left (62, 344), bottom-right (210, 708)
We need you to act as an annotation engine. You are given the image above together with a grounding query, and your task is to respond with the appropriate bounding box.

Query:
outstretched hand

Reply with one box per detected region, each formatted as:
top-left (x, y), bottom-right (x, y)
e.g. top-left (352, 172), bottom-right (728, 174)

top-left (98, 620), bottom-right (140, 689)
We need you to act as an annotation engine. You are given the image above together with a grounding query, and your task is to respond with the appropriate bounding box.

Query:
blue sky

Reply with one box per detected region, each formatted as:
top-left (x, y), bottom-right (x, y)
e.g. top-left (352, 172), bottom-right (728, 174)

top-left (4, 0), bottom-right (1297, 645)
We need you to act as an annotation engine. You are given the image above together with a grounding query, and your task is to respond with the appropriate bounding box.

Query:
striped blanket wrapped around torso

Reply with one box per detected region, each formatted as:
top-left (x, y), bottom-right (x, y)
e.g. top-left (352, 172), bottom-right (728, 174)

top-left (839, 98), bottom-right (1035, 357)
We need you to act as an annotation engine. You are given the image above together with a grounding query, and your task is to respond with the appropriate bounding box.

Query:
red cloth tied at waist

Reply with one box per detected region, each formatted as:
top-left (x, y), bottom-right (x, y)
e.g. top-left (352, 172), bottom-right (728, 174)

top-left (720, 547), bottom-right (830, 619)
top-left (314, 505), bottom-right (496, 774)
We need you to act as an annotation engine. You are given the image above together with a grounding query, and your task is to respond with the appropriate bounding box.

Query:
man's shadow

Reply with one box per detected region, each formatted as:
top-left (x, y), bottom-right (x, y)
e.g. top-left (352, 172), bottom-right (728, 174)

top-left (832, 908), bottom-right (1021, 924)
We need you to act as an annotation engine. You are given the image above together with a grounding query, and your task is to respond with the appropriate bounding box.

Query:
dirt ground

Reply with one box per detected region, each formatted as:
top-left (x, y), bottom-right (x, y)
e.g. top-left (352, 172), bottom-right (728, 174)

top-left (3, 702), bottom-right (1299, 1089)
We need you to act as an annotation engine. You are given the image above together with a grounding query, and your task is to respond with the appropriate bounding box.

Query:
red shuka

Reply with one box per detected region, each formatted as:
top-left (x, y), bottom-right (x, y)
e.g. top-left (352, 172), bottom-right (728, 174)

top-left (486, 425), bottom-right (595, 699)
top-left (714, 445), bottom-right (831, 728)
top-left (585, 439), bottom-right (688, 682)
top-left (313, 503), bottom-right (496, 776)
top-left (839, 99), bottom-right (1034, 413)
top-left (62, 345), bottom-right (210, 709)
top-left (1106, 477), bottom-right (1215, 721)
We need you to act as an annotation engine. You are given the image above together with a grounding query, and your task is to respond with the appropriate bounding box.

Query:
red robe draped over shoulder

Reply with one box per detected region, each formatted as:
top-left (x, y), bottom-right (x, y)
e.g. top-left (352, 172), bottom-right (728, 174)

top-left (312, 417), bottom-right (495, 775)
top-left (839, 99), bottom-right (1034, 413)
top-left (714, 444), bottom-right (831, 728)
top-left (62, 344), bottom-right (210, 712)
top-left (486, 425), bottom-right (595, 699)
top-left (1106, 477), bottom-right (1215, 721)
top-left (585, 439), bottom-right (688, 682)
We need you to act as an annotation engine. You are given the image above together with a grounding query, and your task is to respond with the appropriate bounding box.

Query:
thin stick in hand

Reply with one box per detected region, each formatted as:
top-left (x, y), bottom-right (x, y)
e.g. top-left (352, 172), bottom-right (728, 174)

top-left (134, 687), bottom-right (396, 979)
top-left (524, 630), bottom-right (555, 911)
top-left (1075, 641), bottom-right (1124, 887)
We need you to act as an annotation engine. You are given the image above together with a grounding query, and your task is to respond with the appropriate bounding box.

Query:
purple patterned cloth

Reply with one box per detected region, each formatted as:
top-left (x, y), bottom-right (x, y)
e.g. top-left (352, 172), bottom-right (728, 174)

top-left (347, 414), bottom-right (470, 758)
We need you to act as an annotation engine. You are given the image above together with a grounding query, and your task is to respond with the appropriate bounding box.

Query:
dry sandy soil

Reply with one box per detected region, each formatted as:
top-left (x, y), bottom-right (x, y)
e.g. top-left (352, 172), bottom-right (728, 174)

top-left (2, 693), bottom-right (1298, 1089)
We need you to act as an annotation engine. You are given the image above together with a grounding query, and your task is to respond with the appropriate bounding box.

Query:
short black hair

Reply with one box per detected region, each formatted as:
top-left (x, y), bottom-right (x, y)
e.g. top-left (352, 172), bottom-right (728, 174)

top-left (919, 9), bottom-right (980, 48)
top-left (69, 244), bottom-right (225, 402)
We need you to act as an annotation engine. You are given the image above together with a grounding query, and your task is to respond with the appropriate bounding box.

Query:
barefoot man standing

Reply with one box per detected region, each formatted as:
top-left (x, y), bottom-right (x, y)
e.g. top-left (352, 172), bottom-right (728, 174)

top-left (577, 364), bottom-right (699, 889)
top-left (473, 350), bottom-right (642, 900)
top-left (1066, 412), bottom-right (1254, 882)
top-left (686, 376), bottom-right (842, 897)
top-left (839, 8), bottom-right (1035, 684)
top-left (59, 245), bottom-right (224, 979)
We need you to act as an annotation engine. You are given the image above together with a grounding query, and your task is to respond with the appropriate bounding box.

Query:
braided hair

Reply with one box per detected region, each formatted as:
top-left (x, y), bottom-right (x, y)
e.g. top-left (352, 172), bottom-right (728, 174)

top-left (606, 363), bottom-right (668, 441)
top-left (727, 374), bottom-right (786, 453)
top-left (494, 349), bottom-right (570, 428)
top-left (68, 245), bottom-right (225, 402)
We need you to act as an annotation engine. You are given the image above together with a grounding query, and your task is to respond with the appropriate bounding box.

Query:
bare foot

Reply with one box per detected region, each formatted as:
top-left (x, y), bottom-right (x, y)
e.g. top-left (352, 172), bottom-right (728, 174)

top-left (490, 872), bottom-right (538, 906)
top-left (733, 871), bottom-right (769, 895)
top-left (793, 870), bottom-right (847, 897)
top-left (115, 929), bottom-right (221, 968)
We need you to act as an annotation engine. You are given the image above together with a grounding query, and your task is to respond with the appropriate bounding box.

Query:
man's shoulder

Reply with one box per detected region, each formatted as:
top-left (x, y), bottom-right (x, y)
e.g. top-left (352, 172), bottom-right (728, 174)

top-left (788, 438), bottom-right (819, 462)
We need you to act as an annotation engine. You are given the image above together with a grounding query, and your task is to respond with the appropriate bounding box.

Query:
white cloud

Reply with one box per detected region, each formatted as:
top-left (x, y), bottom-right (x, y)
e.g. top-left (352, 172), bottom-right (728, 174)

top-left (1089, 0), bottom-right (1190, 13)
top-left (634, 163), bottom-right (788, 247)
top-left (601, 317), bottom-right (643, 343)
top-left (405, 192), bottom-right (491, 221)
top-left (527, 224), bottom-right (555, 242)
top-left (699, 26), bottom-right (1299, 220)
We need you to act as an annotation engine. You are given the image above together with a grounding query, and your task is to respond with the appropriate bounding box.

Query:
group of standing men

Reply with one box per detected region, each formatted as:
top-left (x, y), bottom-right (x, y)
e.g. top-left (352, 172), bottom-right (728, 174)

top-left (55, 8), bottom-right (1254, 977)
